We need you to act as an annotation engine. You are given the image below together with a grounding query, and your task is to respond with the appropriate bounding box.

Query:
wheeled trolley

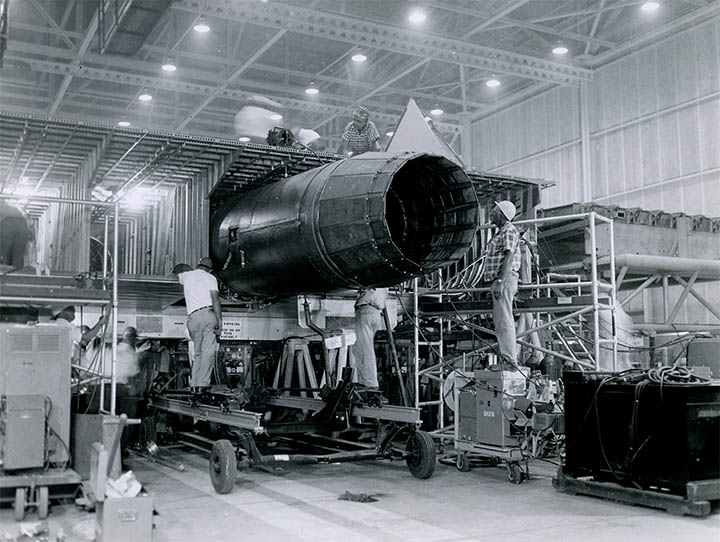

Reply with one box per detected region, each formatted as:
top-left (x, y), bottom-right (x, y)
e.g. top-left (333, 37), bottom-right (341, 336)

top-left (454, 439), bottom-right (527, 483)
top-left (148, 374), bottom-right (436, 494)
top-left (0, 468), bottom-right (81, 521)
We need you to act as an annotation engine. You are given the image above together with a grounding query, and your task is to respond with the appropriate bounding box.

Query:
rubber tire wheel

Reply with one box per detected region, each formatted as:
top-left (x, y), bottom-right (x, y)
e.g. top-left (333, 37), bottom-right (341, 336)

top-left (456, 452), bottom-right (470, 472)
top-left (14, 488), bottom-right (26, 521)
top-left (37, 486), bottom-right (49, 519)
top-left (507, 462), bottom-right (524, 484)
top-left (209, 439), bottom-right (237, 494)
top-left (405, 431), bottom-right (436, 479)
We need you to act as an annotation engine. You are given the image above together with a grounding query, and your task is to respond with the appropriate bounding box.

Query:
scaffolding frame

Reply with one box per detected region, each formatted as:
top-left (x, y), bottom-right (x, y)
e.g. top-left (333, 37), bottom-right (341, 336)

top-left (410, 212), bottom-right (618, 430)
top-left (0, 193), bottom-right (122, 414)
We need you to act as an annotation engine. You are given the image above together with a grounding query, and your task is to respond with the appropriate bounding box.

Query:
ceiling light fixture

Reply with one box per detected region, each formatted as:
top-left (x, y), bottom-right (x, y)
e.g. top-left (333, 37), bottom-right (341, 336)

top-left (386, 131), bottom-right (394, 137)
top-left (270, 113), bottom-right (283, 120)
top-left (641, 2), bottom-right (660, 12)
top-left (117, 120), bottom-right (131, 127)
top-left (305, 85), bottom-right (319, 95)
top-left (408, 10), bottom-right (426, 24)
top-left (552, 44), bottom-right (569, 55)
top-left (193, 16), bottom-right (210, 33)
top-left (238, 136), bottom-right (250, 142)
top-left (138, 92), bottom-right (153, 102)
top-left (430, 107), bottom-right (444, 116)
top-left (161, 60), bottom-right (177, 72)
top-left (351, 53), bottom-right (367, 63)
top-left (486, 78), bottom-right (501, 88)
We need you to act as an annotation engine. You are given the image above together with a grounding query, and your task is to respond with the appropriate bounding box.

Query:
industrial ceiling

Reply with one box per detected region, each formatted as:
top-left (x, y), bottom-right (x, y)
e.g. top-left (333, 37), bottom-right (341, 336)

top-left (2, 0), bottom-right (717, 146)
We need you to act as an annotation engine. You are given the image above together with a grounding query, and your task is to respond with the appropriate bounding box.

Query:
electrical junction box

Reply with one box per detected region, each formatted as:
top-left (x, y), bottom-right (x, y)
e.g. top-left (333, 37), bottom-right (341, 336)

top-left (0, 323), bottom-right (72, 465)
top-left (458, 370), bottom-right (527, 447)
top-left (2, 394), bottom-right (46, 470)
top-left (218, 343), bottom-right (252, 386)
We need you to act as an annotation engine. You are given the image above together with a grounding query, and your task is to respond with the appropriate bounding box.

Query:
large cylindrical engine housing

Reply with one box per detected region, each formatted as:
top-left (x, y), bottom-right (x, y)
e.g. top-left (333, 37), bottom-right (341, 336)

top-left (210, 151), bottom-right (479, 297)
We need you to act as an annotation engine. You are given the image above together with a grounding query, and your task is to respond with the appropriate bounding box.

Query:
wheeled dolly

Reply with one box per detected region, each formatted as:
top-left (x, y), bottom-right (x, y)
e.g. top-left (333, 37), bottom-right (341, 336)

top-left (454, 439), bottom-right (529, 484)
top-left (204, 428), bottom-right (436, 495)
top-left (0, 468), bottom-right (81, 521)
top-left (149, 375), bottom-right (437, 494)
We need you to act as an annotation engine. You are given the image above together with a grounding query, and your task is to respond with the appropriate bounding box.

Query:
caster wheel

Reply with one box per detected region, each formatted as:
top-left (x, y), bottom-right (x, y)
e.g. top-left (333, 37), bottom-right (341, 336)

top-left (38, 487), bottom-right (49, 519)
top-left (209, 439), bottom-right (237, 494)
top-left (14, 488), bottom-right (26, 521)
top-left (507, 462), bottom-right (524, 484)
top-left (455, 452), bottom-right (470, 472)
top-left (405, 431), bottom-right (436, 479)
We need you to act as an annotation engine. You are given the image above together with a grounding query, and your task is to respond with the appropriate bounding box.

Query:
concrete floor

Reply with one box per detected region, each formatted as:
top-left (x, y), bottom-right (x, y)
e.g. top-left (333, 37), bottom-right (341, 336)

top-left (1, 449), bottom-right (718, 541)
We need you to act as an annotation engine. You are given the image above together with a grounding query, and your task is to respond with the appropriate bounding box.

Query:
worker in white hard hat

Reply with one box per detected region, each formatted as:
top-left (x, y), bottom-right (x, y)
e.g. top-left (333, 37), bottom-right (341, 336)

top-left (481, 200), bottom-right (521, 370)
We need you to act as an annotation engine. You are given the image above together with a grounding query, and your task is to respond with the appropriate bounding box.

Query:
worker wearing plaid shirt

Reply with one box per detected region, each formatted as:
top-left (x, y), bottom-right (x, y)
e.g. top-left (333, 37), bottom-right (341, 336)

top-left (482, 201), bottom-right (521, 369)
top-left (337, 106), bottom-right (382, 155)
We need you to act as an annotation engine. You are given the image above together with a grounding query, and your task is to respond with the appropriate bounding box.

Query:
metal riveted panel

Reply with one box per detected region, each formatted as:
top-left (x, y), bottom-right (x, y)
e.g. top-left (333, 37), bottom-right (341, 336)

top-left (210, 152), bottom-right (479, 297)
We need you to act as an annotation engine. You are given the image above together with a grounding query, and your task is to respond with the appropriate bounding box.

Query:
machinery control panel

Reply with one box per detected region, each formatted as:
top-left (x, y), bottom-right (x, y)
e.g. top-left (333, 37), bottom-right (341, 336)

top-left (218, 342), bottom-right (252, 386)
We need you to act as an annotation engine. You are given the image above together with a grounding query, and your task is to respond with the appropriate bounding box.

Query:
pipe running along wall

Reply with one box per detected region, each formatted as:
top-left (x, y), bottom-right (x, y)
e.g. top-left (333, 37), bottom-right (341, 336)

top-left (210, 151), bottom-right (479, 297)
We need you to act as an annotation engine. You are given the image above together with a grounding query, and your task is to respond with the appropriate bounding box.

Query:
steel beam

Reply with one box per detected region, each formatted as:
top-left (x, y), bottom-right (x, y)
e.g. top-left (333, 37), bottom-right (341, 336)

top-left (28, 0), bottom-right (77, 51)
top-left (23, 58), bottom-right (462, 134)
top-left (49, 7), bottom-right (99, 116)
top-left (175, 29), bottom-right (287, 131)
top-left (172, 0), bottom-right (592, 85)
top-left (151, 397), bottom-right (265, 432)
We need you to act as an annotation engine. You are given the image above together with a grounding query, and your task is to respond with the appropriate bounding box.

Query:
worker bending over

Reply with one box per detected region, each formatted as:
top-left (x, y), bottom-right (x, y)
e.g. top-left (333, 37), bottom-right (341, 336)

top-left (337, 106), bottom-right (382, 155)
top-left (173, 257), bottom-right (222, 394)
top-left (354, 287), bottom-right (388, 390)
top-left (482, 201), bottom-right (521, 370)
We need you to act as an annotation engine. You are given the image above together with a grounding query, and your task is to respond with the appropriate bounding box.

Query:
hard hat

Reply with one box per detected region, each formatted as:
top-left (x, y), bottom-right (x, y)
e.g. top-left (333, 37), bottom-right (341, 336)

top-left (352, 106), bottom-right (369, 120)
top-left (495, 200), bottom-right (517, 221)
top-left (197, 257), bottom-right (213, 270)
top-left (171, 263), bottom-right (192, 274)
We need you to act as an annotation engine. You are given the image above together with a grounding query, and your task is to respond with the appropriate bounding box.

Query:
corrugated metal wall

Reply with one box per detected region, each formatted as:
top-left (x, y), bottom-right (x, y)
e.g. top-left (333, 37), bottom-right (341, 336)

top-left (472, 18), bottom-right (719, 214)
top-left (471, 18), bottom-right (720, 327)
top-left (113, 155), bottom-right (228, 276)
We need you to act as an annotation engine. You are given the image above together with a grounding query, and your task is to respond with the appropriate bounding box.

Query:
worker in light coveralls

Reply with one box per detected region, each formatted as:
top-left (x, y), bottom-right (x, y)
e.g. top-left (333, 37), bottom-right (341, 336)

top-left (482, 201), bottom-right (521, 370)
top-left (354, 287), bottom-right (389, 390)
top-left (172, 257), bottom-right (223, 393)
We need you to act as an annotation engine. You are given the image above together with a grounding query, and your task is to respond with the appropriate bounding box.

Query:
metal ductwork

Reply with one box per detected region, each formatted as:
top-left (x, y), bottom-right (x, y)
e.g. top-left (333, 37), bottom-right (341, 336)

top-left (210, 151), bottom-right (480, 297)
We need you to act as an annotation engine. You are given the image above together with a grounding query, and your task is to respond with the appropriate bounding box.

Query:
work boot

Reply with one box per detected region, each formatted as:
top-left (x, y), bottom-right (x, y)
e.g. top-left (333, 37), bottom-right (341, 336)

top-left (489, 360), bottom-right (517, 372)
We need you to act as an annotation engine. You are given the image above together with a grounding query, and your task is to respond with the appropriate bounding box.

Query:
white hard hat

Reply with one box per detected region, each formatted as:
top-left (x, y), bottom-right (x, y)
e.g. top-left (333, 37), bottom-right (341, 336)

top-left (495, 200), bottom-right (517, 221)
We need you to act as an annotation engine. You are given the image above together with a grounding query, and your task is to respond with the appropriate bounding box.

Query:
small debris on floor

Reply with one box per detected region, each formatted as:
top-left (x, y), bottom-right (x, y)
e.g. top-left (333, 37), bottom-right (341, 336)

top-left (338, 491), bottom-right (379, 503)
top-left (70, 518), bottom-right (96, 541)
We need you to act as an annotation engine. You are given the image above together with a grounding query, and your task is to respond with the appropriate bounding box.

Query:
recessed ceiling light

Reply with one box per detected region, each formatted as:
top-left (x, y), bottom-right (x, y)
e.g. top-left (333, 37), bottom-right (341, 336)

top-left (193, 16), bottom-right (210, 33)
top-left (641, 2), bottom-right (660, 12)
top-left (486, 78), bottom-right (501, 88)
top-left (408, 10), bottom-right (426, 24)
top-left (305, 87), bottom-right (319, 95)
top-left (552, 45), bottom-right (569, 55)
top-left (138, 93), bottom-right (153, 102)
top-left (430, 108), bottom-right (443, 116)
top-left (351, 53), bottom-right (367, 63)
top-left (161, 62), bottom-right (177, 72)
top-left (238, 136), bottom-right (250, 142)
top-left (386, 131), bottom-right (394, 137)
top-left (347, 151), bottom-right (354, 156)
top-left (269, 113), bottom-right (283, 120)
top-left (117, 120), bottom-right (131, 127)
